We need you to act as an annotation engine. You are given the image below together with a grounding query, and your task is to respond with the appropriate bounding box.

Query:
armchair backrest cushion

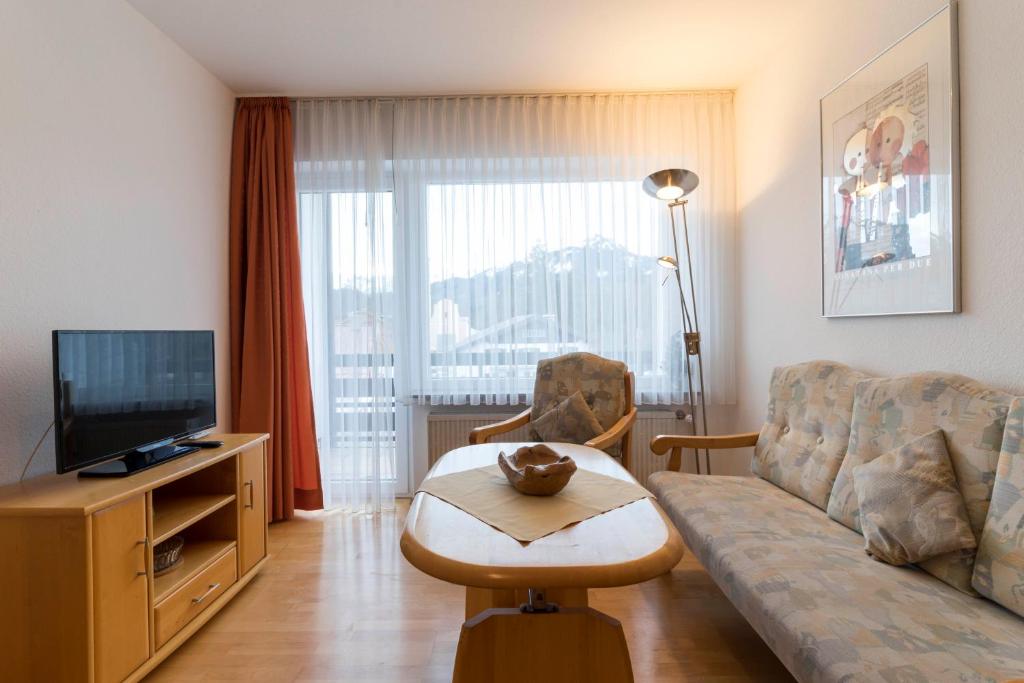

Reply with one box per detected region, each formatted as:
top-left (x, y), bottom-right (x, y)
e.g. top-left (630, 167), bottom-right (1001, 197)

top-left (972, 397), bottom-right (1024, 617)
top-left (828, 372), bottom-right (1013, 594)
top-left (532, 352), bottom-right (627, 457)
top-left (752, 360), bottom-right (868, 510)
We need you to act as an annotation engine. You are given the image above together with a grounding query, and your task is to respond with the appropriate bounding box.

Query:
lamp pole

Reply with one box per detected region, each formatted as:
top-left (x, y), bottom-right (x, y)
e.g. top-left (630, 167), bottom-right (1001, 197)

top-left (666, 199), bottom-right (710, 474)
top-left (642, 168), bottom-right (710, 475)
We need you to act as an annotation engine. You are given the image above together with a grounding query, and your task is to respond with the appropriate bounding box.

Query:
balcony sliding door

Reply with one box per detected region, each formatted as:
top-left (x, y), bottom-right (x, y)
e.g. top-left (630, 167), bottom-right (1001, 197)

top-left (295, 100), bottom-right (404, 512)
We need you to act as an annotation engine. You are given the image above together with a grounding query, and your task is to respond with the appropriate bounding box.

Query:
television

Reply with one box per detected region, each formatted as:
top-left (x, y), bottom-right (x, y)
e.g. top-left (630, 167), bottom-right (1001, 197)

top-left (52, 330), bottom-right (217, 477)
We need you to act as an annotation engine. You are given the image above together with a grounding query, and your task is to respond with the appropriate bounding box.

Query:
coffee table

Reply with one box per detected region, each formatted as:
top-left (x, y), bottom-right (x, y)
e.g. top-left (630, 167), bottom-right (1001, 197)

top-left (401, 443), bottom-right (684, 683)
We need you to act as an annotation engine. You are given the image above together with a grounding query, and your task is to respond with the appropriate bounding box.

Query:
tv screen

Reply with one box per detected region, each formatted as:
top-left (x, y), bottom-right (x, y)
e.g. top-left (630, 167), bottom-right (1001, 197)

top-left (52, 330), bottom-right (217, 474)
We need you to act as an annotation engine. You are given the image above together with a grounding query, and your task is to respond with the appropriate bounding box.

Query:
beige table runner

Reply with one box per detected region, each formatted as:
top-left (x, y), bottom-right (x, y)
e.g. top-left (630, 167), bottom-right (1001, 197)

top-left (417, 464), bottom-right (652, 543)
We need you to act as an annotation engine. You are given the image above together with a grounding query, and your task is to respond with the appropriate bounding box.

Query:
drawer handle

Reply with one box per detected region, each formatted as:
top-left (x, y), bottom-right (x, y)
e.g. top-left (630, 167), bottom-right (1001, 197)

top-left (244, 480), bottom-right (254, 509)
top-left (191, 582), bottom-right (221, 605)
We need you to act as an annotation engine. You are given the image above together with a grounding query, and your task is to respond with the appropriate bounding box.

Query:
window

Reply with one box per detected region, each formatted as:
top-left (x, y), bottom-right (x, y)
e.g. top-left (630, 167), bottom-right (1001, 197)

top-left (293, 94), bottom-right (736, 509)
top-left (423, 180), bottom-right (679, 403)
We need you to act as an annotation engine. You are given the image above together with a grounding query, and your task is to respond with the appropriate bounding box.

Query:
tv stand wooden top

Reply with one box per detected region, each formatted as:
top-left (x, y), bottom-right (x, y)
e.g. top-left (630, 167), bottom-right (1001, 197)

top-left (0, 433), bottom-right (268, 516)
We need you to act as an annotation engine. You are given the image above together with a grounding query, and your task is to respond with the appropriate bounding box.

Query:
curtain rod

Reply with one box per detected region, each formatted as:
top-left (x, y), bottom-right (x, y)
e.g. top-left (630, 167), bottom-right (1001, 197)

top-left (272, 88), bottom-right (734, 103)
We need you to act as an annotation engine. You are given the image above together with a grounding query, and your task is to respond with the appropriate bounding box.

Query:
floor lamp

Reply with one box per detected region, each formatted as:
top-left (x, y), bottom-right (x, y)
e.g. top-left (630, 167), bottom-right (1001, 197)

top-left (642, 169), bottom-right (711, 474)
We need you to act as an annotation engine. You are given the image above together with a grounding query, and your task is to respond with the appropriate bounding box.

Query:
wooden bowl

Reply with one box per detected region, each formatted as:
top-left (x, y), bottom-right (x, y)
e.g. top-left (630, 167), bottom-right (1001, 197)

top-left (497, 444), bottom-right (577, 496)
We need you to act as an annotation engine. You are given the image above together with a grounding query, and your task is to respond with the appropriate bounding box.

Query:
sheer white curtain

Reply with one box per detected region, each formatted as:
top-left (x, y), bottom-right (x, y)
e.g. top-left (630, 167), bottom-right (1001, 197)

top-left (293, 98), bottom-right (399, 512)
top-left (293, 92), bottom-right (736, 510)
top-left (395, 93), bottom-right (736, 406)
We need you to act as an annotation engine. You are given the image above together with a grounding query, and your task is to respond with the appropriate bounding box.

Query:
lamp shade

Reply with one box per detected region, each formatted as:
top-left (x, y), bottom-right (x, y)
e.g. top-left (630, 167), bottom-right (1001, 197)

top-left (642, 169), bottom-right (699, 201)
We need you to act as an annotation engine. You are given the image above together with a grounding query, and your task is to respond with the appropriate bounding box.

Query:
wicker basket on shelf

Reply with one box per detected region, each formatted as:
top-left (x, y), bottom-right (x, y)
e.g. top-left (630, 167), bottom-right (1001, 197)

top-left (153, 535), bottom-right (185, 576)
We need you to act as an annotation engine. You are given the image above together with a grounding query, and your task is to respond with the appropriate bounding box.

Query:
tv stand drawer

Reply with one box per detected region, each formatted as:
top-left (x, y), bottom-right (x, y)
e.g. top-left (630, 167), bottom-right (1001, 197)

top-left (154, 547), bottom-right (237, 649)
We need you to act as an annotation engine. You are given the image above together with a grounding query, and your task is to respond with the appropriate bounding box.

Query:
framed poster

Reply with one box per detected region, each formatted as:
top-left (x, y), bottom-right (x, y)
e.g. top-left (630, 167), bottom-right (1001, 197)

top-left (821, 4), bottom-right (959, 317)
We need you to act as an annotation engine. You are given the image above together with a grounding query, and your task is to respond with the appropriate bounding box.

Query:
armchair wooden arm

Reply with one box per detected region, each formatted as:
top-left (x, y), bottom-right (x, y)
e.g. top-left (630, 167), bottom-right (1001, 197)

top-left (650, 431), bottom-right (760, 472)
top-left (468, 406), bottom-right (639, 470)
top-left (584, 407), bottom-right (638, 466)
top-left (468, 408), bottom-right (532, 445)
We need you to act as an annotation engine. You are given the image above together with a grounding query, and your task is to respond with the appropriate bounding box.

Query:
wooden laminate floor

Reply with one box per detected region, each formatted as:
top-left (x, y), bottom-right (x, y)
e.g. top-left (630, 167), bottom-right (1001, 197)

top-left (146, 501), bottom-right (794, 682)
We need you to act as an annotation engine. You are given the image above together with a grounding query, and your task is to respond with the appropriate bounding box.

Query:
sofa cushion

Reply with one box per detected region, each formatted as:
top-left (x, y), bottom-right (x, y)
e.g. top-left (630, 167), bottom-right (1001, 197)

top-left (973, 397), bottom-right (1024, 617)
top-left (751, 360), bottom-right (868, 510)
top-left (649, 471), bottom-right (1024, 683)
top-left (528, 390), bottom-right (604, 445)
top-left (853, 430), bottom-right (976, 566)
top-left (532, 352), bottom-right (627, 457)
top-left (828, 373), bottom-right (1012, 594)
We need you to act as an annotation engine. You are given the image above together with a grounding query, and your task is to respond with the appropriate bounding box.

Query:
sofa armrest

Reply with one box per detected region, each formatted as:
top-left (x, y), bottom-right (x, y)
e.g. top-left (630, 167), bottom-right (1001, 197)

top-left (584, 407), bottom-right (638, 452)
top-left (650, 431), bottom-right (760, 472)
top-left (468, 408), bottom-right (533, 445)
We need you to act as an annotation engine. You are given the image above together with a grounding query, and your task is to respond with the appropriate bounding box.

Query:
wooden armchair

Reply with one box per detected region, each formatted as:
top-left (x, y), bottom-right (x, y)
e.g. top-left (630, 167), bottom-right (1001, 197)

top-left (650, 432), bottom-right (760, 473)
top-left (469, 353), bottom-right (638, 470)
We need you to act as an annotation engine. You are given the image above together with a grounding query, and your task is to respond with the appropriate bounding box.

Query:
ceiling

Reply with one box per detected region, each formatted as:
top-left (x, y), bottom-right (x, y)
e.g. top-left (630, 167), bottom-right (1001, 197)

top-left (128, 0), bottom-right (811, 96)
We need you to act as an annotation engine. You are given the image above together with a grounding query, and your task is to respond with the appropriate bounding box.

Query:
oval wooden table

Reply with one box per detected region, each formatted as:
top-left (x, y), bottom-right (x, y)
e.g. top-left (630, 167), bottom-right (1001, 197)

top-left (401, 443), bottom-right (684, 683)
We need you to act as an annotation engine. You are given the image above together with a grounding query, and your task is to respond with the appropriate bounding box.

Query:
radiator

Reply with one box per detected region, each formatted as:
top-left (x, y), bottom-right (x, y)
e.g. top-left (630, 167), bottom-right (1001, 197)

top-left (426, 413), bottom-right (532, 467)
top-left (427, 410), bottom-right (694, 483)
top-left (628, 411), bottom-right (694, 482)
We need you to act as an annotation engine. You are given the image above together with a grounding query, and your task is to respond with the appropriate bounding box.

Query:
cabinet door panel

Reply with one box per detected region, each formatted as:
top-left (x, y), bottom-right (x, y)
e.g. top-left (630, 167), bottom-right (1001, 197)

top-left (92, 494), bottom-right (150, 683)
top-left (239, 445), bottom-right (267, 574)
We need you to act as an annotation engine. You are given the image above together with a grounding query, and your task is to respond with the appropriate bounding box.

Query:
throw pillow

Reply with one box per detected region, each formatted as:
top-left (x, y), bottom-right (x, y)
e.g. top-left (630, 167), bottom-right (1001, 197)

top-left (828, 372), bottom-right (1011, 594)
top-left (852, 429), bottom-right (976, 566)
top-left (529, 391), bottom-right (605, 445)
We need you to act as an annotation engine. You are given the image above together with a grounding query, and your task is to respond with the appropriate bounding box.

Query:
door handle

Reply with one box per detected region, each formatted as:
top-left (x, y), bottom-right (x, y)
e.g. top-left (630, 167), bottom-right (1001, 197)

top-left (136, 537), bottom-right (148, 577)
top-left (244, 480), bottom-right (254, 509)
top-left (191, 582), bottom-right (221, 605)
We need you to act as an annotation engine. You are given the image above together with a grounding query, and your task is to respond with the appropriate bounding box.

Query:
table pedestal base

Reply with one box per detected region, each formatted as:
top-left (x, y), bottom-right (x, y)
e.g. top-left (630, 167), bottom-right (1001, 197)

top-left (454, 588), bottom-right (634, 683)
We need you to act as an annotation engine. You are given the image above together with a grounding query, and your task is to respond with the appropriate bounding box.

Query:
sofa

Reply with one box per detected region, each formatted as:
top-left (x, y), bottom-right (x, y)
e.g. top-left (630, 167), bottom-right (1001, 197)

top-left (648, 360), bottom-right (1024, 683)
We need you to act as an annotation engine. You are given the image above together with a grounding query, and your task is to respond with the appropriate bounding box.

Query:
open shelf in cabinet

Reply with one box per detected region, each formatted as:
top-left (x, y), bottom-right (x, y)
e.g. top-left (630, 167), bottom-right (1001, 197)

top-left (152, 502), bottom-right (240, 604)
top-left (152, 493), bottom-right (236, 545)
top-left (150, 455), bottom-right (240, 604)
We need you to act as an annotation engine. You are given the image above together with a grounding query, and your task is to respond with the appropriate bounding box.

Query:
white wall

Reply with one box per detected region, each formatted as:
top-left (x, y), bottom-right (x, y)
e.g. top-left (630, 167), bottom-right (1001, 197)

top-left (0, 0), bottom-right (235, 483)
top-left (733, 0), bottom-right (1024, 432)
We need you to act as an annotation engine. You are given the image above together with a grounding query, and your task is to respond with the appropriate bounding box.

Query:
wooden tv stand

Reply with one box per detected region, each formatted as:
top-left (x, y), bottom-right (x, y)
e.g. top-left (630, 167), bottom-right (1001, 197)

top-left (0, 433), bottom-right (269, 682)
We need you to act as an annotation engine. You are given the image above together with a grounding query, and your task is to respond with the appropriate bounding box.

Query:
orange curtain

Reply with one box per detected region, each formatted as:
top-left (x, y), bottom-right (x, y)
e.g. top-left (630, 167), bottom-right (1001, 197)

top-left (229, 97), bottom-right (323, 520)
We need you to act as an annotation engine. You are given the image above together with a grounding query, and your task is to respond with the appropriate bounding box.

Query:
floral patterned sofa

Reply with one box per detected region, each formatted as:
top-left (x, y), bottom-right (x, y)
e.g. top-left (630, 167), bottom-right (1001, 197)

top-left (648, 360), bottom-right (1024, 683)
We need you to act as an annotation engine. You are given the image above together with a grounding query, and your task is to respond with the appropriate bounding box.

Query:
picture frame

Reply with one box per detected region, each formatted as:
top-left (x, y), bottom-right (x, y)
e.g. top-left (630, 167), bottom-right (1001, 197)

top-left (820, 3), bottom-right (959, 318)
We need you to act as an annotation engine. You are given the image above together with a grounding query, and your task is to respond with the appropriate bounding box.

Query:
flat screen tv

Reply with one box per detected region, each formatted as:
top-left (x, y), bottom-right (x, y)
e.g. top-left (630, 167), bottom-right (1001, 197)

top-left (52, 330), bottom-right (217, 477)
